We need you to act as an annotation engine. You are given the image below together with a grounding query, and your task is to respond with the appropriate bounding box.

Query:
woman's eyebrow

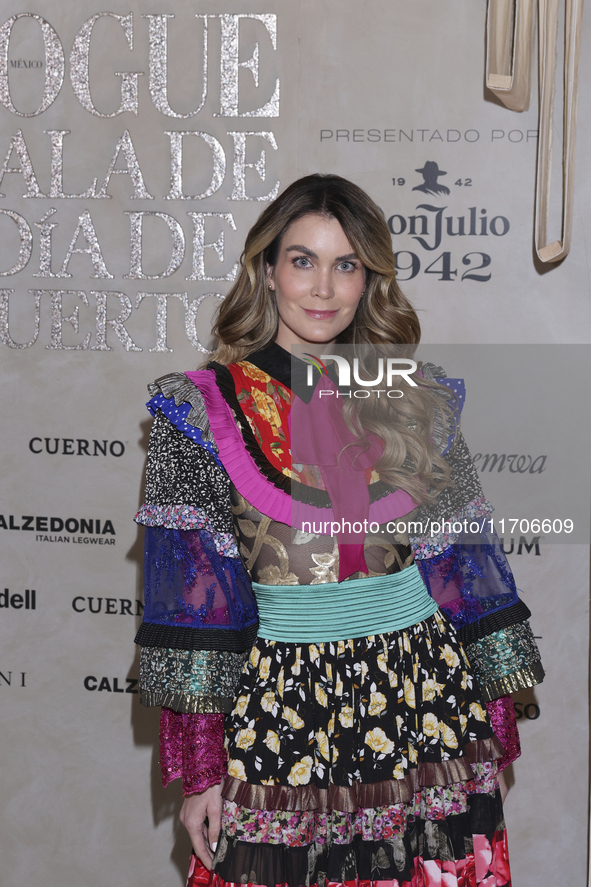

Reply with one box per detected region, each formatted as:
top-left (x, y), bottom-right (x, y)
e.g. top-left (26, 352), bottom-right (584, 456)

top-left (285, 245), bottom-right (359, 262)
top-left (285, 245), bottom-right (318, 258)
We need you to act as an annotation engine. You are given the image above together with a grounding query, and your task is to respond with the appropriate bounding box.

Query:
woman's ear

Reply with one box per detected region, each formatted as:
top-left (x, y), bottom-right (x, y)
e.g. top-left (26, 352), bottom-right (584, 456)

top-left (266, 263), bottom-right (275, 291)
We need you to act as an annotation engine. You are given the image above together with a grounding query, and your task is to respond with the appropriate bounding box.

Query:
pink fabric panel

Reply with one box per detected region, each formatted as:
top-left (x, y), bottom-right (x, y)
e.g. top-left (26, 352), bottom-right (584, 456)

top-left (185, 370), bottom-right (292, 525)
top-left (485, 695), bottom-right (521, 771)
top-left (160, 708), bottom-right (227, 795)
top-left (185, 370), bottom-right (417, 534)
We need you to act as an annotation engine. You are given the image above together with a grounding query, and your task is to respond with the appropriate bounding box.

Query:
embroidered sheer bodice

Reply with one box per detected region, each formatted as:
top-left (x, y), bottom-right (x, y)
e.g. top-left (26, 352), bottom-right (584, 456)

top-left (230, 484), bottom-right (414, 585)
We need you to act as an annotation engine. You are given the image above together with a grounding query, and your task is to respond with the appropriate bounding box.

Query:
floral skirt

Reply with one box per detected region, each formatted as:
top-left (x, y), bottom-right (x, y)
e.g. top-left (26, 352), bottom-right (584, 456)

top-left (188, 610), bottom-right (511, 887)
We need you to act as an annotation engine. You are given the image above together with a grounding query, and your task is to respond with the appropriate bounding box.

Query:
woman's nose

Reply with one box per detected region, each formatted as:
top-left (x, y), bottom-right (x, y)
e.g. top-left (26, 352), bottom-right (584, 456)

top-left (311, 268), bottom-right (333, 299)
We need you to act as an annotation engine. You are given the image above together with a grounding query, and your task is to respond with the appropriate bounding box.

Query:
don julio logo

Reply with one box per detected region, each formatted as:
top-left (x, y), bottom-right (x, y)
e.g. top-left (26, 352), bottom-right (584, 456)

top-left (0, 588), bottom-right (36, 609)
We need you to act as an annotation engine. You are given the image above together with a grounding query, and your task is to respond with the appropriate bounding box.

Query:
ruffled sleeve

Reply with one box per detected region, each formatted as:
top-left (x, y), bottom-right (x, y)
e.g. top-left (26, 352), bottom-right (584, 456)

top-left (135, 373), bottom-right (258, 791)
top-left (409, 369), bottom-right (544, 766)
top-left (410, 428), bottom-right (544, 702)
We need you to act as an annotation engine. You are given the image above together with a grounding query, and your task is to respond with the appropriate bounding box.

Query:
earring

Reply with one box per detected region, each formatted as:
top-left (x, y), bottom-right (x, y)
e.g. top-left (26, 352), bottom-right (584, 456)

top-left (268, 285), bottom-right (274, 291)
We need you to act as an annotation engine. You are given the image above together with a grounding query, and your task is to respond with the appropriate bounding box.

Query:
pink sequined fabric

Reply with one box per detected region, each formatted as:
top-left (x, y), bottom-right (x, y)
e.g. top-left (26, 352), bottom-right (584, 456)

top-left (485, 695), bottom-right (521, 770)
top-left (160, 708), bottom-right (227, 795)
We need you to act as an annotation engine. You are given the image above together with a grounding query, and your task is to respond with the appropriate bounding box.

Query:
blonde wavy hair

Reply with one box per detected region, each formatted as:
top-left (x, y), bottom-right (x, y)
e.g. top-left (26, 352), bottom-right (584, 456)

top-left (208, 174), bottom-right (452, 501)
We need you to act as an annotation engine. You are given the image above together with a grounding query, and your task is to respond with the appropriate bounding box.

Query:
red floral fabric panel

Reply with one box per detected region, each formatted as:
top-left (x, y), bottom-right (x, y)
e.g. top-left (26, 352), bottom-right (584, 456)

top-left (226, 362), bottom-right (292, 476)
top-left (186, 830), bottom-right (512, 887)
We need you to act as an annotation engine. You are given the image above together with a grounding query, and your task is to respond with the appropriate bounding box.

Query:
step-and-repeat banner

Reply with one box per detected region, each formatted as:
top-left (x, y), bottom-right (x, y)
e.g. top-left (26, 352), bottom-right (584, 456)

top-left (1, 2), bottom-right (589, 885)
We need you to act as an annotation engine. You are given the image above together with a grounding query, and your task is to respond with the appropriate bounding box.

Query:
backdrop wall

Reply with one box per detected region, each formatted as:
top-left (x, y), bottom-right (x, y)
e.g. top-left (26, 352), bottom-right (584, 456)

top-left (0, 3), bottom-right (589, 886)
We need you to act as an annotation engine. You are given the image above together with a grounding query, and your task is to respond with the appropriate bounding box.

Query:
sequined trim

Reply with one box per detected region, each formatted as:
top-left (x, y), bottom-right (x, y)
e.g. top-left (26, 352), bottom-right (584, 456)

top-left (475, 664), bottom-right (546, 702)
top-left (143, 411), bottom-right (233, 534)
top-left (465, 621), bottom-right (545, 701)
top-left (140, 646), bottom-right (248, 712)
top-left (143, 690), bottom-right (236, 713)
top-left (160, 709), bottom-right (227, 794)
top-left (411, 496), bottom-right (493, 559)
top-left (135, 504), bottom-right (238, 557)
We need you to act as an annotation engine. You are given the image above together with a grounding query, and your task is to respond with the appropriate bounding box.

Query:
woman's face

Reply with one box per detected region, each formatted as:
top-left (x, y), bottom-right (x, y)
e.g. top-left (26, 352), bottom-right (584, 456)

top-left (267, 213), bottom-right (366, 351)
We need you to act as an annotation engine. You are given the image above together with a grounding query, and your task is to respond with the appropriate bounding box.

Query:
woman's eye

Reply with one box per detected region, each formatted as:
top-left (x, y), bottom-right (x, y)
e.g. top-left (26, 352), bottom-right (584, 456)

top-left (293, 256), bottom-right (312, 268)
top-left (338, 261), bottom-right (356, 272)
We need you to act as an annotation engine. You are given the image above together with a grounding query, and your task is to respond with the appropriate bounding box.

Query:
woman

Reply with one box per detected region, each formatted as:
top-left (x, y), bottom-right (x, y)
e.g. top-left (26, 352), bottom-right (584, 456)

top-left (135, 174), bottom-right (544, 887)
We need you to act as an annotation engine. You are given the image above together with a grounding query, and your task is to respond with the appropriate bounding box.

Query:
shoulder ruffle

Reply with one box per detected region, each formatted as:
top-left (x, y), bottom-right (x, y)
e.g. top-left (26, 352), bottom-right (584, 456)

top-left (208, 363), bottom-right (290, 493)
top-left (149, 372), bottom-right (214, 439)
top-left (147, 372), bottom-right (220, 465)
top-left (420, 363), bottom-right (466, 456)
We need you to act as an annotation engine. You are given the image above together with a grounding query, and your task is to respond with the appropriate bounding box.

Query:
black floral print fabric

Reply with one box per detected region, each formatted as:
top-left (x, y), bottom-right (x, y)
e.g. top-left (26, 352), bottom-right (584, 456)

top-left (224, 612), bottom-right (499, 792)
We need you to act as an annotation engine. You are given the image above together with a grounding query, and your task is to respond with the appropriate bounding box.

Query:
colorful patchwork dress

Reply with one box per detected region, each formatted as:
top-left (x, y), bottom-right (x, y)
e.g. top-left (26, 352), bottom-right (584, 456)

top-left (135, 342), bottom-right (544, 887)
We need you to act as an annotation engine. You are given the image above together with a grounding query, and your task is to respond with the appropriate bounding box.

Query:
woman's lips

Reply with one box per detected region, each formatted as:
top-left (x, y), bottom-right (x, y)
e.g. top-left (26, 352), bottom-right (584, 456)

top-left (303, 308), bottom-right (339, 319)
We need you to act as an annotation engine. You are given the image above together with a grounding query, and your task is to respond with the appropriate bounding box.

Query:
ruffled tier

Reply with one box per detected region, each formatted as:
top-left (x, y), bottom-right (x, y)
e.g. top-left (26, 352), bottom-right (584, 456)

top-left (186, 773), bottom-right (511, 885)
top-left (222, 737), bottom-right (502, 813)
top-left (221, 761), bottom-right (501, 846)
top-left (140, 646), bottom-right (248, 713)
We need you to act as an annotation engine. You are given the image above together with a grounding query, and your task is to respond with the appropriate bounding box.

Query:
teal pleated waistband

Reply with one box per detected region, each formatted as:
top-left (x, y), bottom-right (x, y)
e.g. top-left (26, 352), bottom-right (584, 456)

top-left (252, 564), bottom-right (438, 643)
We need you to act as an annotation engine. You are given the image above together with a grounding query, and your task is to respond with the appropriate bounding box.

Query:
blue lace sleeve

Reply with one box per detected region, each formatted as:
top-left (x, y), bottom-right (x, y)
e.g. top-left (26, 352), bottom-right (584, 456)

top-left (143, 524), bottom-right (257, 632)
top-left (415, 527), bottom-right (518, 628)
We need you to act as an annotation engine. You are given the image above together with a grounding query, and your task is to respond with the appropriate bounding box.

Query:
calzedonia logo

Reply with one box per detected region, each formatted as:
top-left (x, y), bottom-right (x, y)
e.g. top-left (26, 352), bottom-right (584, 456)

top-left (304, 354), bottom-right (417, 399)
top-left (84, 675), bottom-right (139, 694)
top-left (0, 514), bottom-right (115, 544)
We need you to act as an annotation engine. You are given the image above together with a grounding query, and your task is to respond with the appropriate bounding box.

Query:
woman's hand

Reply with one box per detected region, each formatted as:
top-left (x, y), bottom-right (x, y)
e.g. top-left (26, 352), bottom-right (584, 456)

top-left (180, 782), bottom-right (223, 870)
